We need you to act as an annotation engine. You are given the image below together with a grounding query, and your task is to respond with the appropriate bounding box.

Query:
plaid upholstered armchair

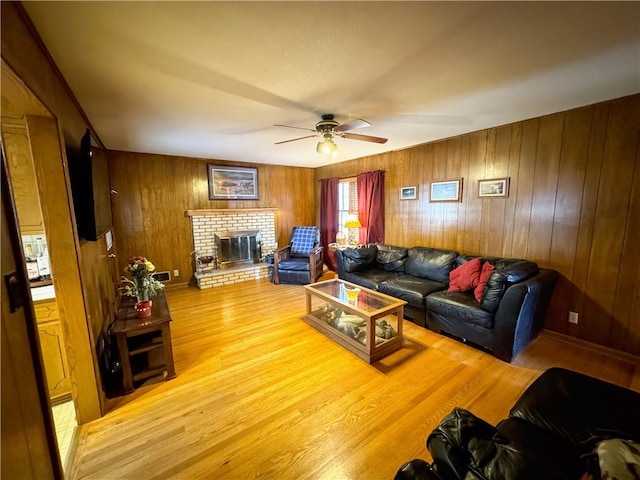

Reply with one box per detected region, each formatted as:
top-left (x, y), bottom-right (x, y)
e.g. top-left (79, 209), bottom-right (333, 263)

top-left (273, 226), bottom-right (324, 285)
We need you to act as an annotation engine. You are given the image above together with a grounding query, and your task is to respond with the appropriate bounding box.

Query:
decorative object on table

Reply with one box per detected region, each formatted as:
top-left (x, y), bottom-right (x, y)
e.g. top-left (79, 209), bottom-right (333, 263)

top-left (343, 285), bottom-right (361, 303)
top-left (120, 256), bottom-right (165, 307)
top-left (429, 178), bottom-right (462, 202)
top-left (478, 177), bottom-right (509, 198)
top-left (134, 300), bottom-right (152, 318)
top-left (335, 231), bottom-right (347, 246)
top-left (207, 164), bottom-right (258, 200)
top-left (344, 215), bottom-right (362, 245)
top-left (400, 186), bottom-right (417, 200)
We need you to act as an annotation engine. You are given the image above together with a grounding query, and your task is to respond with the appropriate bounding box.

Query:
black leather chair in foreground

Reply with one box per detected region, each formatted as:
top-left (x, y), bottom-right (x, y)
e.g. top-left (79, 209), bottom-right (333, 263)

top-left (395, 367), bottom-right (640, 480)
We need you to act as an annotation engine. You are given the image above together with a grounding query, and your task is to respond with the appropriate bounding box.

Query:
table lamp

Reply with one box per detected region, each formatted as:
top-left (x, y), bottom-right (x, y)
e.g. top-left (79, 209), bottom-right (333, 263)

top-left (344, 215), bottom-right (362, 245)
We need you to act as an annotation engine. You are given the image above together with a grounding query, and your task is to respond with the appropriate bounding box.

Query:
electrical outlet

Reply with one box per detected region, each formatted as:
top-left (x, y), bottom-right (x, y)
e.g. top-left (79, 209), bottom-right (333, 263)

top-left (173, 269), bottom-right (179, 277)
top-left (568, 311), bottom-right (579, 324)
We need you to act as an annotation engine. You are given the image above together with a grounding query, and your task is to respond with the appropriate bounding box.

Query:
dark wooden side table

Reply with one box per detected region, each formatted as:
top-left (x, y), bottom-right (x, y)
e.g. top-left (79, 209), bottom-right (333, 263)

top-left (110, 291), bottom-right (176, 393)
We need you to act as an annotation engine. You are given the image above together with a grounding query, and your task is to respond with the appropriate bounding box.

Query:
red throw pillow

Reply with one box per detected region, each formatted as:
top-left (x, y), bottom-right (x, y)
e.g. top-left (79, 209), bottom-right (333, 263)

top-left (448, 257), bottom-right (482, 293)
top-left (474, 262), bottom-right (496, 302)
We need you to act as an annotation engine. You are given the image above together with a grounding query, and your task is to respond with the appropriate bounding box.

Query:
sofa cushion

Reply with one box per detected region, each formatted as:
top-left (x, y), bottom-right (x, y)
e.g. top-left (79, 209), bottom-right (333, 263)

top-left (405, 247), bottom-right (459, 283)
top-left (290, 226), bottom-right (317, 255)
top-left (426, 291), bottom-right (493, 328)
top-left (375, 244), bottom-right (408, 272)
top-left (448, 257), bottom-right (482, 293)
top-left (341, 244), bottom-right (377, 272)
top-left (379, 275), bottom-right (447, 308)
top-left (277, 257), bottom-right (311, 272)
top-left (340, 268), bottom-right (399, 291)
top-left (474, 261), bottom-right (496, 302)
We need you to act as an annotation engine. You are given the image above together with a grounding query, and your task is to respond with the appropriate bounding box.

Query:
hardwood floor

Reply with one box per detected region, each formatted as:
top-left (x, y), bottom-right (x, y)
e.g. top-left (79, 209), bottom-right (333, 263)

top-left (68, 278), bottom-right (640, 480)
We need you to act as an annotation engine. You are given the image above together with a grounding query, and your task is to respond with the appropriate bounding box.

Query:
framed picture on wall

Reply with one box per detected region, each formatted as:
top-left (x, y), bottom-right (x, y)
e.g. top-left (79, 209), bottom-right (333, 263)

top-left (208, 165), bottom-right (259, 200)
top-left (478, 177), bottom-right (509, 198)
top-left (429, 179), bottom-right (462, 202)
top-left (400, 186), bottom-right (417, 200)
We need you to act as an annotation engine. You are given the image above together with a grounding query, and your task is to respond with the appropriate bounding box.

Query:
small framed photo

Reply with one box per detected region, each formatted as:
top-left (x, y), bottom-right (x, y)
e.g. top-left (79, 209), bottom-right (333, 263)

top-left (208, 165), bottom-right (258, 200)
top-left (400, 186), bottom-right (417, 200)
top-left (429, 179), bottom-right (462, 202)
top-left (478, 177), bottom-right (509, 198)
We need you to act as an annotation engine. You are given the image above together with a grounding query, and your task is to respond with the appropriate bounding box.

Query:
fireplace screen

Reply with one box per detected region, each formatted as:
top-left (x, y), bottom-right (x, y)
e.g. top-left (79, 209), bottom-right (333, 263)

top-left (214, 230), bottom-right (261, 267)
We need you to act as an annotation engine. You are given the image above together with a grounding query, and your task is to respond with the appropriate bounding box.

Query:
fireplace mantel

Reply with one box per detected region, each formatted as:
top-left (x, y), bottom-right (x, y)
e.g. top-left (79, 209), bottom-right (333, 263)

top-left (186, 208), bottom-right (277, 217)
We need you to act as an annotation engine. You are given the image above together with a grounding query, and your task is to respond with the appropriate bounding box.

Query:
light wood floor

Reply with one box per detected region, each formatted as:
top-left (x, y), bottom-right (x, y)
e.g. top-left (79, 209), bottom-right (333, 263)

top-left (68, 278), bottom-right (640, 480)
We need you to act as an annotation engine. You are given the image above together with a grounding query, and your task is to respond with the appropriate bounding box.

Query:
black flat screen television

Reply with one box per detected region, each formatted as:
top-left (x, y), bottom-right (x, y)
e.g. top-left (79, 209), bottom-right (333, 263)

top-left (68, 129), bottom-right (113, 241)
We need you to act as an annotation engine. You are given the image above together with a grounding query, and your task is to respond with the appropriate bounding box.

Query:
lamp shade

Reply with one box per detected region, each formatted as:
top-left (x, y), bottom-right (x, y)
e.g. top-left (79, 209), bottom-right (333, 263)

top-left (344, 215), bottom-right (362, 229)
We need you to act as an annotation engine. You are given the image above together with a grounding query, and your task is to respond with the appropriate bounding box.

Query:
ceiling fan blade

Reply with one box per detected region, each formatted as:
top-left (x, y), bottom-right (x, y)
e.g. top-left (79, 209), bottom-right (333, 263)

top-left (274, 134), bottom-right (318, 145)
top-left (274, 124), bottom-right (317, 133)
top-left (334, 119), bottom-right (371, 132)
top-left (341, 132), bottom-right (388, 144)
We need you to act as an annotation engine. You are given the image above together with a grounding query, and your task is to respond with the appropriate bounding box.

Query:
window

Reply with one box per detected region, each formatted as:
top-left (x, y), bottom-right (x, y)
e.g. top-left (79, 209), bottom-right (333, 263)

top-left (338, 177), bottom-right (358, 237)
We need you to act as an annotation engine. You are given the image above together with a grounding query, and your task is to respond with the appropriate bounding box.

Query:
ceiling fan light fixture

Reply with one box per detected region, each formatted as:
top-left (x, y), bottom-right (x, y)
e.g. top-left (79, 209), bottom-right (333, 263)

top-left (317, 135), bottom-right (338, 156)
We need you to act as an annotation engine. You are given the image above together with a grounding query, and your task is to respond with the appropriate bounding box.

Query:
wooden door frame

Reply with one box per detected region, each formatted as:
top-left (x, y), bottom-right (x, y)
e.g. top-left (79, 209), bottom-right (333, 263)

top-left (1, 149), bottom-right (64, 479)
top-left (2, 61), bottom-right (104, 423)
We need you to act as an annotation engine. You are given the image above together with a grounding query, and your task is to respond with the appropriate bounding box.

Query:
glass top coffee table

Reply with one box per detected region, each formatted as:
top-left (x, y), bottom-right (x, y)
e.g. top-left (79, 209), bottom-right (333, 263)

top-left (303, 279), bottom-right (407, 363)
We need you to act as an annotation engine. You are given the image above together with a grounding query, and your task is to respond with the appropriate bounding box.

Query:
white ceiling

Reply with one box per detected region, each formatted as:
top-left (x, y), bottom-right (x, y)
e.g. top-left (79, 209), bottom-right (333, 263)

top-left (23, 2), bottom-right (640, 168)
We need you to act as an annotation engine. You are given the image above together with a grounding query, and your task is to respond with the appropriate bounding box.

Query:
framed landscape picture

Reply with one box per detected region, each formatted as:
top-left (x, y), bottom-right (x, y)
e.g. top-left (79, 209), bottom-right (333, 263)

top-left (478, 177), bottom-right (509, 198)
top-left (208, 165), bottom-right (258, 200)
top-left (400, 186), bottom-right (417, 200)
top-left (429, 179), bottom-right (462, 202)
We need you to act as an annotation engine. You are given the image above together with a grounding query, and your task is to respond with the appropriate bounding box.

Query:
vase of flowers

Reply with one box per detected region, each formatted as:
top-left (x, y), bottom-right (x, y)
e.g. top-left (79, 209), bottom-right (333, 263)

top-left (120, 256), bottom-right (164, 311)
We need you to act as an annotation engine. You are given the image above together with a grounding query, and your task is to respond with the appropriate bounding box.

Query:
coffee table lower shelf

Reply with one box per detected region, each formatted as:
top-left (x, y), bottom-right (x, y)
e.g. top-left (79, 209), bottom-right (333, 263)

top-left (303, 313), bottom-right (404, 363)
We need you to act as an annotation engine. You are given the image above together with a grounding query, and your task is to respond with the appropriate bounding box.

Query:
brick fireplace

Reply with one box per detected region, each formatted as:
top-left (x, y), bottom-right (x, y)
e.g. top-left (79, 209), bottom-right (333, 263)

top-left (187, 208), bottom-right (277, 288)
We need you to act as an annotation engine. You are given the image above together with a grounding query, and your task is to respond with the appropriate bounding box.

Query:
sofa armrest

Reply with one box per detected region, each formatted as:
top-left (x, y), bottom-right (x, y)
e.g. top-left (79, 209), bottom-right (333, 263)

top-left (309, 246), bottom-right (324, 283)
top-left (272, 245), bottom-right (291, 284)
top-left (491, 269), bottom-right (558, 361)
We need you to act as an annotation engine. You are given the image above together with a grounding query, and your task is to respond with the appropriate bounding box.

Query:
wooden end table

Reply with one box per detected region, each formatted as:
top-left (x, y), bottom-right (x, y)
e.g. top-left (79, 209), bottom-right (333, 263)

top-left (110, 291), bottom-right (176, 393)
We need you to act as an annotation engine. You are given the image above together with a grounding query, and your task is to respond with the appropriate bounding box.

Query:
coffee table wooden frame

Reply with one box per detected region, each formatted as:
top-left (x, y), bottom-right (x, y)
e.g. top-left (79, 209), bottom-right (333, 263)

top-left (303, 279), bottom-right (406, 363)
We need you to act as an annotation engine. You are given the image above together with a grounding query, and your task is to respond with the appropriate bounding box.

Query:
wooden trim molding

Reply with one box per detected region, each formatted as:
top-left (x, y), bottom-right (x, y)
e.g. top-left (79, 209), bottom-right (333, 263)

top-left (541, 330), bottom-right (640, 366)
top-left (186, 208), bottom-right (278, 216)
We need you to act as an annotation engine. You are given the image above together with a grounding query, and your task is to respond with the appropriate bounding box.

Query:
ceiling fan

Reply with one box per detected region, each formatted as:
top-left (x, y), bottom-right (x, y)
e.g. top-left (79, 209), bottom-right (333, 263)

top-left (274, 114), bottom-right (388, 157)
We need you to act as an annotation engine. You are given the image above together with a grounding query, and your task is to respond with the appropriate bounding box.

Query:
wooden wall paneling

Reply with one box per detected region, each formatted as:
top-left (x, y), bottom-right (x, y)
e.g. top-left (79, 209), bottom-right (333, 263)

top-left (26, 115), bottom-right (102, 422)
top-left (430, 141), bottom-right (448, 247)
top-left (609, 97), bottom-right (640, 354)
top-left (582, 98), bottom-right (638, 347)
top-left (384, 151), bottom-right (404, 245)
top-left (569, 103), bottom-right (608, 341)
top-left (406, 146), bottom-right (426, 247)
top-left (418, 144), bottom-right (435, 246)
top-left (462, 131), bottom-right (487, 254)
top-left (501, 122), bottom-right (523, 258)
top-left (510, 118), bottom-right (539, 259)
top-left (484, 126), bottom-right (512, 257)
top-left (444, 137), bottom-right (463, 249)
top-left (528, 114), bottom-right (564, 265)
top-left (618, 145), bottom-right (640, 355)
top-left (546, 107), bottom-right (594, 334)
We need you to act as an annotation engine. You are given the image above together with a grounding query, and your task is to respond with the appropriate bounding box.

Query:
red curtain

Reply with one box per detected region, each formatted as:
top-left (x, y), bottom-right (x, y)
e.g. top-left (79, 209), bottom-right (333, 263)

top-left (320, 177), bottom-right (340, 271)
top-left (357, 170), bottom-right (385, 244)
